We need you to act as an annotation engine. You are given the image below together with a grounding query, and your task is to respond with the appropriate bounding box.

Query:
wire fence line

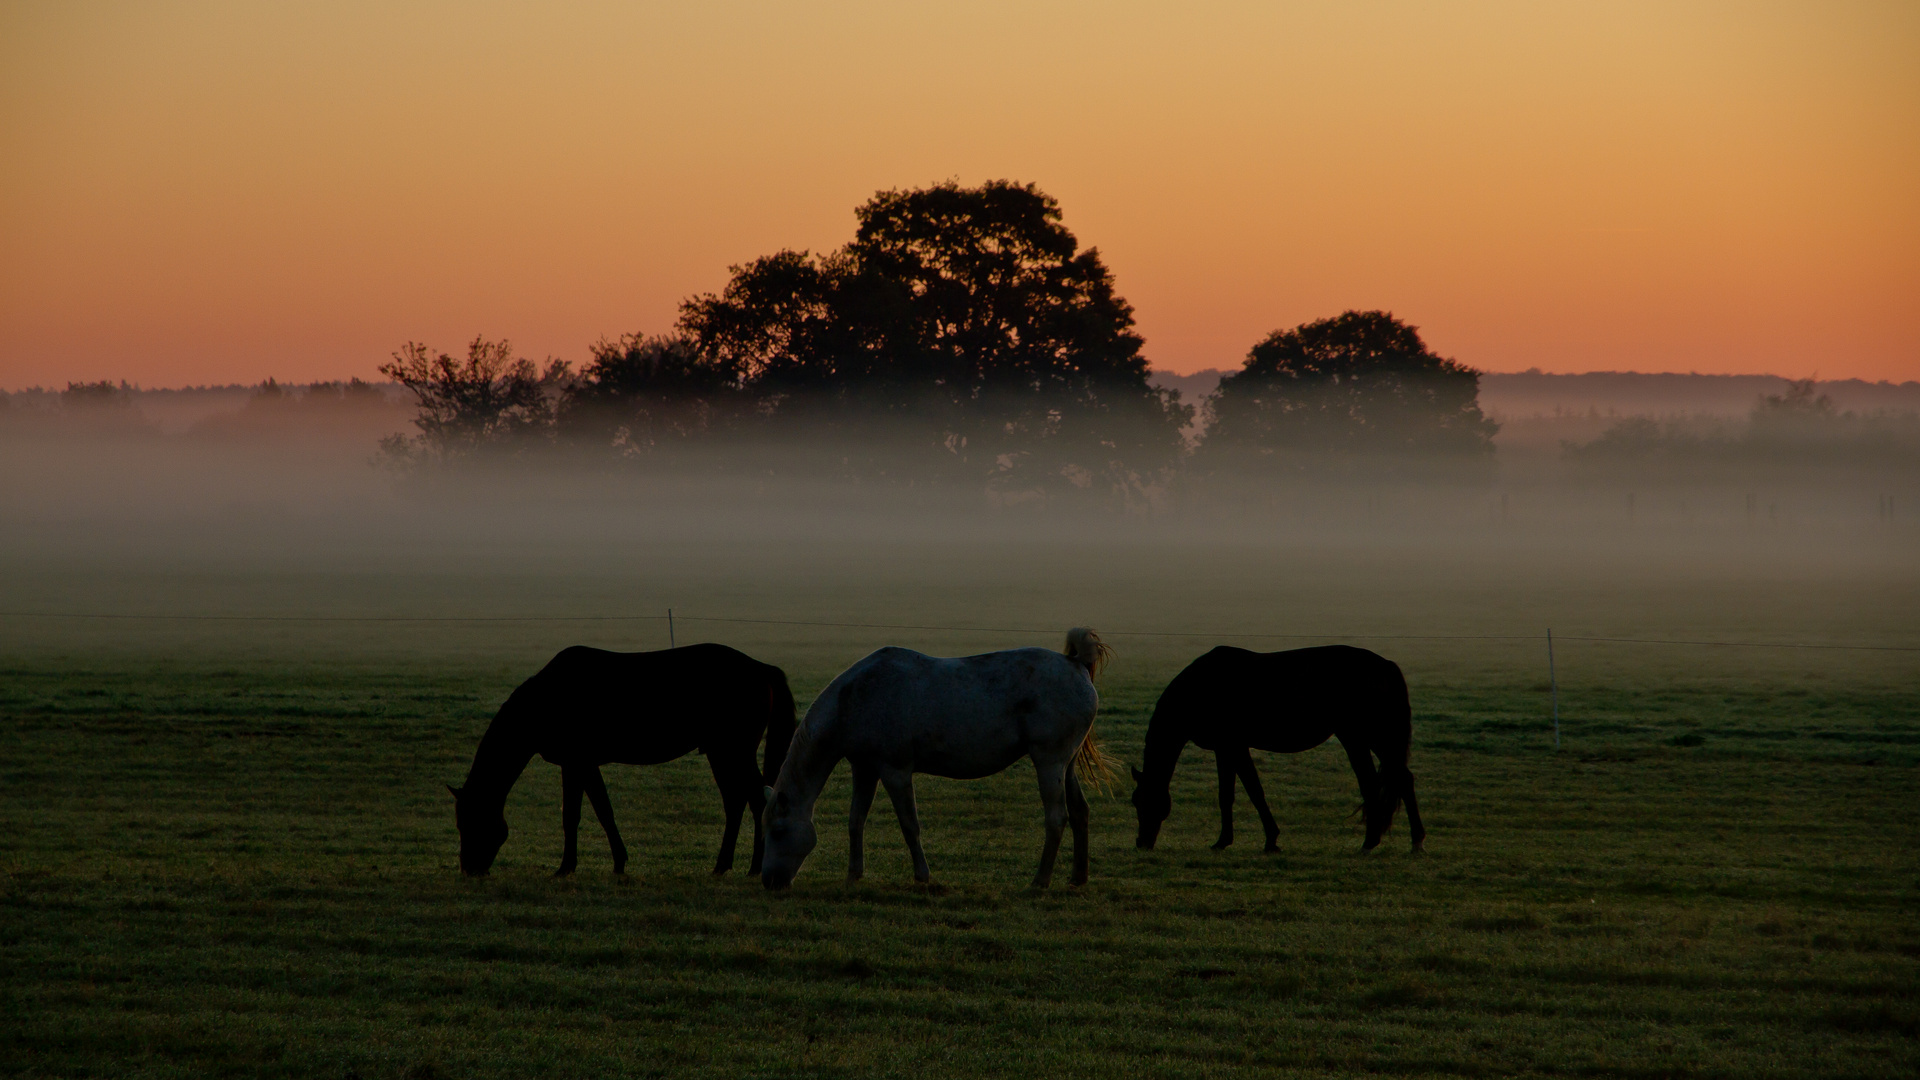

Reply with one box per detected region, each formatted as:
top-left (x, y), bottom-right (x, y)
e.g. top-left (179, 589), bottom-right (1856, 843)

top-left (4, 610), bottom-right (1915, 652)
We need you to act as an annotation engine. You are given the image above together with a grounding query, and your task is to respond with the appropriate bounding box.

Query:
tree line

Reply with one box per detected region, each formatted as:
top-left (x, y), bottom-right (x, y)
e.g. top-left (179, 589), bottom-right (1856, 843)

top-left (379, 181), bottom-right (1498, 497)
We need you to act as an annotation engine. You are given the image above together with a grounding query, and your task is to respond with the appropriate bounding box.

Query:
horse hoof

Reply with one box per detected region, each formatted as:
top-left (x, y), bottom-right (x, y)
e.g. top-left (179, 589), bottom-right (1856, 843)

top-left (1263, 844), bottom-right (1281, 854)
top-left (1210, 842), bottom-right (1231, 852)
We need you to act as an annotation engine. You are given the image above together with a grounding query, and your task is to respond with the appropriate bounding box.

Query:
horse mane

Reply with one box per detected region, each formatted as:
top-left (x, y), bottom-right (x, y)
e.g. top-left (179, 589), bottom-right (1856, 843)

top-left (1063, 627), bottom-right (1112, 680)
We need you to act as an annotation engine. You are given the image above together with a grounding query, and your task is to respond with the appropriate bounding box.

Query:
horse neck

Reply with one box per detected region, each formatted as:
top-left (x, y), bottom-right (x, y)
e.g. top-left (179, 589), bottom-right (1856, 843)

top-left (463, 718), bottom-right (536, 811)
top-left (779, 722), bottom-right (843, 815)
top-left (1141, 713), bottom-right (1189, 788)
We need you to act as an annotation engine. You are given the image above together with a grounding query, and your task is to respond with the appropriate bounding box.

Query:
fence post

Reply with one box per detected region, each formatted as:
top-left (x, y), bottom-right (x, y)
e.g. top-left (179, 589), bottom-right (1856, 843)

top-left (1548, 628), bottom-right (1560, 750)
top-left (668, 608), bottom-right (675, 649)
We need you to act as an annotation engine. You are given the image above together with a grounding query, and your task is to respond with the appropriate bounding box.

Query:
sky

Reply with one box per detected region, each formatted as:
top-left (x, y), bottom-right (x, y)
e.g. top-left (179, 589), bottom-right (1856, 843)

top-left (2, 0), bottom-right (1916, 389)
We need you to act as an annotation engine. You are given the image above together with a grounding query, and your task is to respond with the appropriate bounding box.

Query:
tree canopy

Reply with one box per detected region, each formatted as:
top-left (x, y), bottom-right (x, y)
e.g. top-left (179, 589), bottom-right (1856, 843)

top-left (377, 337), bottom-right (566, 463)
top-left (1199, 311), bottom-right (1497, 461)
top-left (678, 180), bottom-right (1190, 493)
top-left (559, 334), bottom-right (743, 455)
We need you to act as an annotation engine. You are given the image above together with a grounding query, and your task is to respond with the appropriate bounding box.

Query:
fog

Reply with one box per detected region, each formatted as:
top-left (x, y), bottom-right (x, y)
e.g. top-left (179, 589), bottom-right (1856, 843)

top-left (2, 374), bottom-right (1913, 685)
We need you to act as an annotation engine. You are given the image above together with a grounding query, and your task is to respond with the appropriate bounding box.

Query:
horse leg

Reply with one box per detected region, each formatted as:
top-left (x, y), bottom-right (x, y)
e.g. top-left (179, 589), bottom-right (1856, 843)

top-left (847, 762), bottom-right (880, 882)
top-left (580, 766), bottom-right (627, 875)
top-left (1402, 767), bottom-right (1426, 853)
top-left (1342, 740), bottom-right (1386, 851)
top-left (1065, 767), bottom-right (1090, 886)
top-left (707, 754), bottom-right (747, 876)
top-left (1234, 751), bottom-right (1282, 853)
top-left (1211, 748), bottom-right (1239, 851)
top-left (879, 767), bottom-right (931, 884)
top-left (1032, 760), bottom-right (1069, 889)
top-left (746, 774), bottom-right (768, 877)
top-left (556, 766), bottom-right (583, 876)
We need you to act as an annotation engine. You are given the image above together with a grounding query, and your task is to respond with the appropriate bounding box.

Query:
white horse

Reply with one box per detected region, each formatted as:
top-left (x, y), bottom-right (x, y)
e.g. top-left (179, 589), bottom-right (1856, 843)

top-left (760, 628), bottom-right (1111, 890)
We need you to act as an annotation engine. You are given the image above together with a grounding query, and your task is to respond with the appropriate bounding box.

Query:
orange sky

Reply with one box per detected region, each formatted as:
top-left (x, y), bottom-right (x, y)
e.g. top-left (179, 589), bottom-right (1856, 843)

top-left (3, 1), bottom-right (1916, 388)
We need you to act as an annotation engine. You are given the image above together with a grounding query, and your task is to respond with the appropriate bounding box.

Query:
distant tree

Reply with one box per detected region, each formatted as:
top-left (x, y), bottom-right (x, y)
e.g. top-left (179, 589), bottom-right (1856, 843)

top-left (377, 337), bottom-right (568, 465)
top-left (52, 379), bottom-right (153, 434)
top-left (60, 380), bottom-right (136, 411)
top-left (1199, 311), bottom-right (1497, 462)
top-left (1560, 415), bottom-right (1723, 466)
top-left (1754, 377), bottom-right (1835, 418)
top-left (1747, 377), bottom-right (1838, 443)
top-left (679, 180), bottom-right (1190, 494)
top-left (557, 333), bottom-right (744, 456)
top-left (301, 378), bottom-right (387, 405)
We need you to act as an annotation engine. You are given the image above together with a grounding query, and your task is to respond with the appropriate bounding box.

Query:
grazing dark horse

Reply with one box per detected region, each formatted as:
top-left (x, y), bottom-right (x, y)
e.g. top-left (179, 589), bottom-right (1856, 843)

top-left (1129, 645), bottom-right (1424, 854)
top-left (449, 643), bottom-right (795, 877)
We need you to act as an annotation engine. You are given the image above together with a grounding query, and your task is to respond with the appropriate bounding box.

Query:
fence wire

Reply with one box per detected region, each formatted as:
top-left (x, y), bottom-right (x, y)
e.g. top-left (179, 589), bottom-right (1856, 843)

top-left (4, 610), bottom-right (1914, 652)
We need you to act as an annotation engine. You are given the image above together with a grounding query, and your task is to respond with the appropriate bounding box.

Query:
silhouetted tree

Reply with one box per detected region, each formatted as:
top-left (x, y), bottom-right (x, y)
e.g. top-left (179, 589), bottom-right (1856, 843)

top-left (1199, 311), bottom-right (1497, 463)
top-left (1747, 377), bottom-right (1838, 442)
top-left (558, 333), bottom-right (744, 456)
top-left (680, 180), bottom-right (1190, 495)
top-left (378, 337), bottom-right (568, 464)
top-left (60, 380), bottom-right (137, 411)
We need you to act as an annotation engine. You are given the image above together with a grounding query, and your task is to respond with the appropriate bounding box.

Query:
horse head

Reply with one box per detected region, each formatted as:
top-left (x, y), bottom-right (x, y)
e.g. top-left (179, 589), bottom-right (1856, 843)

top-left (450, 784), bottom-right (509, 876)
top-left (1129, 765), bottom-right (1170, 849)
top-left (758, 784), bottom-right (816, 890)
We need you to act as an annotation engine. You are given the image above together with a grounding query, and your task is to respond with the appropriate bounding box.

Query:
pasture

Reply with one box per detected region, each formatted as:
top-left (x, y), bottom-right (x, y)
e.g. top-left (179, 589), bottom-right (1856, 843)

top-left (3, 539), bottom-right (1916, 1078)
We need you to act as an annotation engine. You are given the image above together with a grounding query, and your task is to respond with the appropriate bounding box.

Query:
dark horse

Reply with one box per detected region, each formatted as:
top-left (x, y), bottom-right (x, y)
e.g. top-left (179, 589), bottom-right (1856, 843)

top-left (449, 643), bottom-right (796, 877)
top-left (1128, 645), bottom-right (1424, 853)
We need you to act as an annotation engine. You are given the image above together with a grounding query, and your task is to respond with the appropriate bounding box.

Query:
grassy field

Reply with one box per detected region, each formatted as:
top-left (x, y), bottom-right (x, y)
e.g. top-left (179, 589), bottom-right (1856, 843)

top-left (3, 544), bottom-right (1917, 1078)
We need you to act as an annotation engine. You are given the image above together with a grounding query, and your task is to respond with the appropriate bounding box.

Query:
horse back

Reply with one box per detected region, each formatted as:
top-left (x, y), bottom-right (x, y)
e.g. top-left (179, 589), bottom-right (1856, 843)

top-left (1158, 645), bottom-right (1408, 754)
top-left (815, 646), bottom-right (1096, 776)
top-left (518, 643), bottom-right (783, 767)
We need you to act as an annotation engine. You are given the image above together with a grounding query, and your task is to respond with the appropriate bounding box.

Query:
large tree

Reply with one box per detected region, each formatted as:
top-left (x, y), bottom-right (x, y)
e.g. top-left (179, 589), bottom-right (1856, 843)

top-left (557, 333), bottom-right (744, 458)
top-left (679, 180), bottom-right (1190, 494)
top-left (1199, 311), bottom-right (1497, 462)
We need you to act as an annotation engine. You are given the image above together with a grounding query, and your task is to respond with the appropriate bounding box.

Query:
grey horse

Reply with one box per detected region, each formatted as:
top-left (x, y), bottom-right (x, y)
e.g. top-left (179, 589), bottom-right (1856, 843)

top-left (760, 628), bottom-right (1110, 890)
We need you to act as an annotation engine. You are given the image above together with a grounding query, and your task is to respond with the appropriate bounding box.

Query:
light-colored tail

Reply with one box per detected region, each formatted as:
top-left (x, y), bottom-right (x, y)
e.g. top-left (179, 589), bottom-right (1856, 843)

top-left (1063, 627), bottom-right (1111, 679)
top-left (1063, 627), bottom-right (1116, 792)
top-left (1072, 728), bottom-right (1117, 794)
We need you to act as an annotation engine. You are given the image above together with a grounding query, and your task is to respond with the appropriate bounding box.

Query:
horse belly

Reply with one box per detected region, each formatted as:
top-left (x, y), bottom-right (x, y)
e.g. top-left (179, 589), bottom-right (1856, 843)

top-left (862, 716), bottom-right (1027, 780)
top-left (911, 743), bottom-right (1027, 781)
top-left (1254, 732), bottom-right (1332, 755)
top-left (542, 732), bottom-right (698, 768)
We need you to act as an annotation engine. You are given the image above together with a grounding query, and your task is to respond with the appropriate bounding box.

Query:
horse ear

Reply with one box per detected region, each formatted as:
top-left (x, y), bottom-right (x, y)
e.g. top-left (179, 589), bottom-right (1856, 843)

top-left (1129, 765), bottom-right (1145, 783)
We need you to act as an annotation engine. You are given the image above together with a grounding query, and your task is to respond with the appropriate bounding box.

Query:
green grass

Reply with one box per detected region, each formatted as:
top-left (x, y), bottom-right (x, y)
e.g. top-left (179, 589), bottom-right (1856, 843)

top-left (4, 650), bottom-right (1916, 1079)
top-left (2, 541), bottom-right (1915, 1077)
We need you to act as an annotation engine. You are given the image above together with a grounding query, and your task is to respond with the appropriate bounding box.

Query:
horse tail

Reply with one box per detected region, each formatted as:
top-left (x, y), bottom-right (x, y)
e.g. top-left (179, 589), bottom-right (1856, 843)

top-left (1072, 727), bottom-right (1117, 794)
top-left (1062, 628), bottom-right (1116, 792)
top-left (760, 667), bottom-right (798, 787)
top-left (1063, 627), bottom-right (1112, 680)
top-left (1377, 659), bottom-right (1416, 833)
top-left (1346, 658), bottom-right (1416, 833)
